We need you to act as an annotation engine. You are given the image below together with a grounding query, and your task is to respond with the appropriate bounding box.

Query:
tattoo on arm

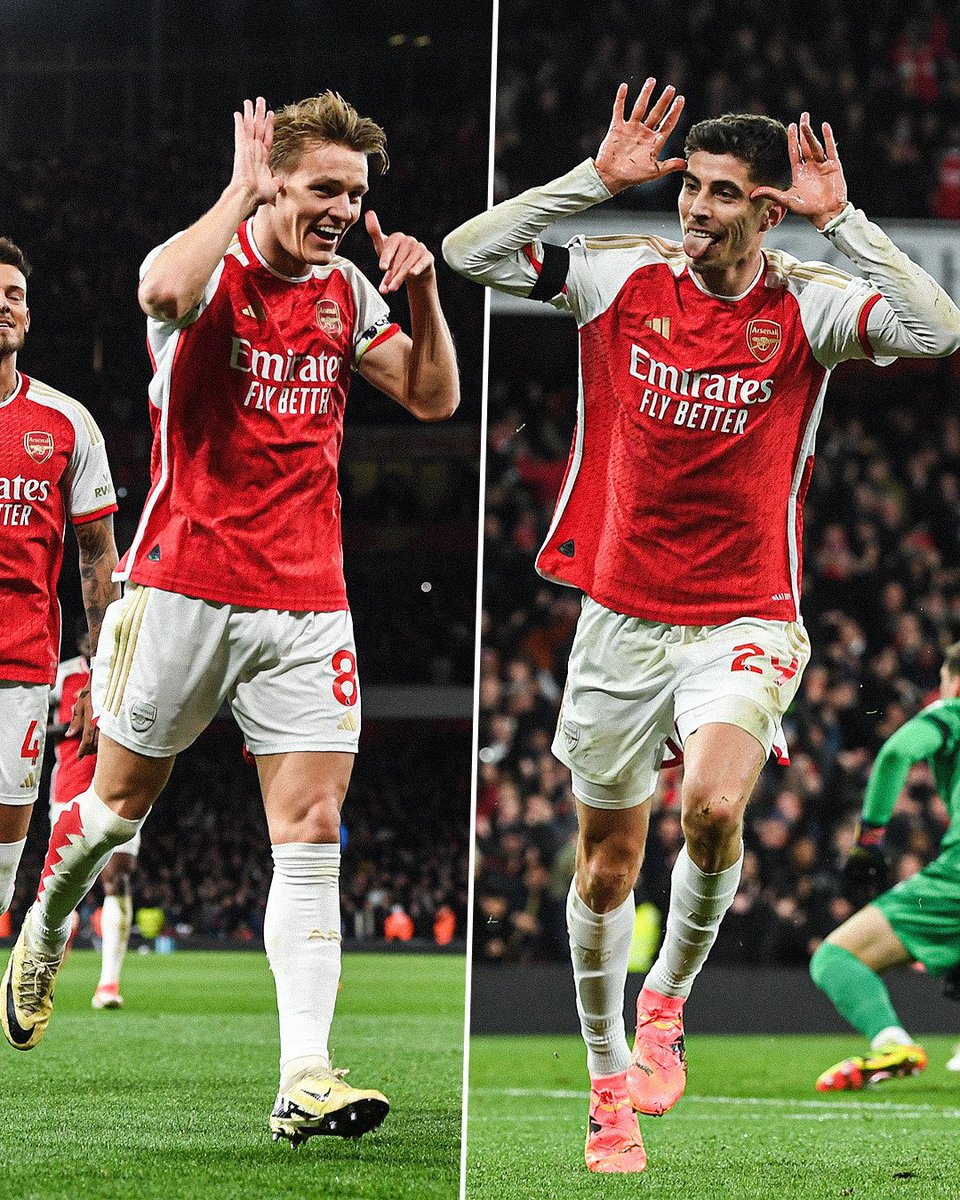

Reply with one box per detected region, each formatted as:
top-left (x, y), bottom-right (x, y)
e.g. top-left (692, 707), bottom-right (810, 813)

top-left (75, 516), bottom-right (120, 653)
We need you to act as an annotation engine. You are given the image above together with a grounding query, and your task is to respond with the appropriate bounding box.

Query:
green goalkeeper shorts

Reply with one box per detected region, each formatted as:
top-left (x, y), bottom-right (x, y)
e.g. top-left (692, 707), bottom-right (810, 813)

top-left (873, 847), bottom-right (960, 976)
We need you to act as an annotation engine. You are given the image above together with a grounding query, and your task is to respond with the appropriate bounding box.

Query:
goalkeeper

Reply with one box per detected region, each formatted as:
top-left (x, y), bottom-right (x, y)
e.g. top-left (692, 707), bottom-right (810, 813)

top-left (810, 640), bottom-right (960, 1090)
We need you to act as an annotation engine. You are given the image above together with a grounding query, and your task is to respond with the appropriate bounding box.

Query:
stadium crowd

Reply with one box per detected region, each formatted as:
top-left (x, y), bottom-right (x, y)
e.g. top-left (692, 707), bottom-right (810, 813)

top-left (476, 351), bottom-right (960, 966)
top-left (496, 0), bottom-right (960, 217)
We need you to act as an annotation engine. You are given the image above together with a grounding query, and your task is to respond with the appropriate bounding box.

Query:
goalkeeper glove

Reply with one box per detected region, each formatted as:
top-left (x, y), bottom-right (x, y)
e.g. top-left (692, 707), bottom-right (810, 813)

top-left (841, 820), bottom-right (890, 904)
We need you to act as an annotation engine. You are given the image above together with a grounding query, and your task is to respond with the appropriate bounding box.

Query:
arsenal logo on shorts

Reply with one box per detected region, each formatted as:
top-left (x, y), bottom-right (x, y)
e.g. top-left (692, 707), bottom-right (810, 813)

top-left (746, 319), bottom-right (782, 363)
top-left (24, 431), bottom-right (54, 463)
top-left (316, 299), bottom-right (343, 338)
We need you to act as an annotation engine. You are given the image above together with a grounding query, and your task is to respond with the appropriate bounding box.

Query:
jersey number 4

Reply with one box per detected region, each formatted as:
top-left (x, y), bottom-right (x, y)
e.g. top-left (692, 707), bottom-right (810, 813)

top-left (21, 720), bottom-right (41, 765)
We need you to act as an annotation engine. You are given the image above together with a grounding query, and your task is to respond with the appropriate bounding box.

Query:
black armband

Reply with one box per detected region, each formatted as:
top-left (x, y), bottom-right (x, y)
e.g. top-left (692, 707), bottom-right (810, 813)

top-left (528, 243), bottom-right (570, 303)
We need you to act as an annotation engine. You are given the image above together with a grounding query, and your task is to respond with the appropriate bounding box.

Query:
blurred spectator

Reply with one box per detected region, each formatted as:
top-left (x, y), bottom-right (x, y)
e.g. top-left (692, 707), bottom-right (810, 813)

top-left (496, 0), bottom-right (960, 219)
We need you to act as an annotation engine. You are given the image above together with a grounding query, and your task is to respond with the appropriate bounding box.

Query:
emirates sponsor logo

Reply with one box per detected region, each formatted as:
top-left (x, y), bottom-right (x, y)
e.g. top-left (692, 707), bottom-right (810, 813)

top-left (747, 319), bottom-right (781, 363)
top-left (316, 299), bottom-right (343, 337)
top-left (0, 475), bottom-right (51, 501)
top-left (24, 431), bottom-right (54, 463)
top-left (629, 344), bottom-right (774, 404)
top-left (230, 337), bottom-right (342, 384)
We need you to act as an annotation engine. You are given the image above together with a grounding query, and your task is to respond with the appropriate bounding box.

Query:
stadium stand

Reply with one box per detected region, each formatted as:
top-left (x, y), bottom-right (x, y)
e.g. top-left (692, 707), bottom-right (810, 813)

top-left (496, 0), bottom-right (960, 217)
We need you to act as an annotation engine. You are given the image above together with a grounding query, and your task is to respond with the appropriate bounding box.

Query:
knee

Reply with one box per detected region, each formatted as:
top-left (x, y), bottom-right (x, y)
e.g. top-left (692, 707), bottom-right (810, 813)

top-left (578, 836), bottom-right (644, 913)
top-left (809, 938), bottom-right (851, 990)
top-left (809, 941), bottom-right (828, 988)
top-left (681, 779), bottom-right (743, 855)
top-left (93, 759), bottom-right (167, 819)
top-left (280, 790), bottom-right (343, 845)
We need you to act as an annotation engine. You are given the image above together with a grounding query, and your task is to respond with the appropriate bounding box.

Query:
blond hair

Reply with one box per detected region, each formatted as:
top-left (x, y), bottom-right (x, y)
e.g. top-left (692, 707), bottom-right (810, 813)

top-left (270, 92), bottom-right (389, 175)
top-left (945, 640), bottom-right (960, 678)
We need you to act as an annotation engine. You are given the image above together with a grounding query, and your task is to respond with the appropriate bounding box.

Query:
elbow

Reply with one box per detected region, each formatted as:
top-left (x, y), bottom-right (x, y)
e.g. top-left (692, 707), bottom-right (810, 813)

top-left (929, 300), bottom-right (960, 357)
top-left (441, 227), bottom-right (480, 279)
top-left (938, 324), bottom-right (960, 357)
top-left (137, 275), bottom-right (193, 321)
top-left (441, 229), bottom-right (465, 273)
top-left (409, 386), bottom-right (460, 422)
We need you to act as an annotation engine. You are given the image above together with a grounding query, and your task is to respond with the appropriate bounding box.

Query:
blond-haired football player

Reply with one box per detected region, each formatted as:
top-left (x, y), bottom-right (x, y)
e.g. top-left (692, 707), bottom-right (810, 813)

top-left (445, 80), bottom-right (960, 1172)
top-left (3, 94), bottom-right (459, 1146)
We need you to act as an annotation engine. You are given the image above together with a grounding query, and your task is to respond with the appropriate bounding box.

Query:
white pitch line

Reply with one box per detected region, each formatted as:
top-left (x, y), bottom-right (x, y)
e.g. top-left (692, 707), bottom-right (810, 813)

top-left (474, 1087), bottom-right (960, 1117)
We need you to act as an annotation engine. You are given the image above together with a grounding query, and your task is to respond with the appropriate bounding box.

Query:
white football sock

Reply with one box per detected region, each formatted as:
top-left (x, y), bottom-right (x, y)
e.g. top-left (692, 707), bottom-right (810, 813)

top-left (567, 881), bottom-right (634, 1078)
top-left (0, 837), bottom-right (27, 914)
top-left (98, 891), bottom-right (133, 988)
top-left (31, 790), bottom-right (142, 954)
top-left (871, 1025), bottom-right (913, 1050)
top-left (644, 844), bottom-right (743, 999)
top-left (265, 842), bottom-right (342, 1085)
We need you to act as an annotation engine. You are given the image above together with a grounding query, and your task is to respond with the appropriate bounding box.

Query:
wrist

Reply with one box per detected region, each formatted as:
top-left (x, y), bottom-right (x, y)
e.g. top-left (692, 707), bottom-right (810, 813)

top-left (221, 179), bottom-right (261, 214)
top-left (592, 159), bottom-right (628, 196)
top-left (816, 201), bottom-right (854, 234)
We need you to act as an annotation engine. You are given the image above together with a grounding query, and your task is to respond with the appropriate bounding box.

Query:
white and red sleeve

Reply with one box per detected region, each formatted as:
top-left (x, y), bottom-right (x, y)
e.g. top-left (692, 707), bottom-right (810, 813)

top-left (788, 264), bottom-right (895, 371)
top-left (563, 235), bottom-right (683, 326)
top-left (64, 407), bottom-right (117, 525)
top-left (351, 269), bottom-right (401, 366)
top-left (442, 158), bottom-right (611, 303)
top-left (820, 204), bottom-right (960, 361)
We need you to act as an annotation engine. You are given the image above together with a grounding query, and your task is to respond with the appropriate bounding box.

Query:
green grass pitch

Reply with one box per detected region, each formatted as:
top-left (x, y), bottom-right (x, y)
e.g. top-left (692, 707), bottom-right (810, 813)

top-left (0, 949), bottom-right (465, 1200)
top-left (467, 1033), bottom-right (960, 1199)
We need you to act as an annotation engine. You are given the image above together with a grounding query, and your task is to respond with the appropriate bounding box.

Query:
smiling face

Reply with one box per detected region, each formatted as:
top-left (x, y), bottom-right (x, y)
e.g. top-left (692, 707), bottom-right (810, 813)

top-left (0, 264), bottom-right (29, 358)
top-left (678, 151), bottom-right (784, 292)
top-left (266, 141), bottom-right (369, 273)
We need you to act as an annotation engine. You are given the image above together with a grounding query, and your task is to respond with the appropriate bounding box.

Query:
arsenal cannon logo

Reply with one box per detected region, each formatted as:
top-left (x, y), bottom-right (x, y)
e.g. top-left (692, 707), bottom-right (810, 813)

top-left (316, 299), bottom-right (343, 338)
top-left (746, 319), bottom-right (782, 364)
top-left (24, 431), bottom-right (54, 464)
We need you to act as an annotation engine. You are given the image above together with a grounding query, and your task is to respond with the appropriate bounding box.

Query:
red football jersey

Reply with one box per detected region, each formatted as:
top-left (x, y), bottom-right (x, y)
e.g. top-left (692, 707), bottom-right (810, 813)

top-left (0, 374), bottom-right (117, 684)
top-left (117, 219), bottom-right (400, 610)
top-left (531, 236), bottom-right (891, 624)
top-left (50, 655), bottom-right (95, 805)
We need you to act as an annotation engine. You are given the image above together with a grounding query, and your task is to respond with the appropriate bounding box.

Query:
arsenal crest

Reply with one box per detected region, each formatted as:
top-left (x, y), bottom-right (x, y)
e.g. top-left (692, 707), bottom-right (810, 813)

top-left (24, 431), bottom-right (54, 464)
top-left (746, 319), bottom-right (781, 363)
top-left (316, 299), bottom-right (343, 337)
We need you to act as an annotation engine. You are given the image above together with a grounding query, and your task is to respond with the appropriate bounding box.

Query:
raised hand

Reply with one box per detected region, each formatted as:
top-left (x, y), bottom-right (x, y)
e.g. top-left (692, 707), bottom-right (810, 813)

top-left (750, 113), bottom-right (848, 229)
top-left (594, 79), bottom-right (686, 195)
top-left (365, 211), bottom-right (435, 294)
top-left (231, 96), bottom-right (281, 206)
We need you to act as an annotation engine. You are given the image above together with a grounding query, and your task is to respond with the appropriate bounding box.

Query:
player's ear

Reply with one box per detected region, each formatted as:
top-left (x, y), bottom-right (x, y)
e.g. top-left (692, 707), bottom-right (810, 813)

top-left (24, 306), bottom-right (29, 332)
top-left (760, 199), bottom-right (787, 232)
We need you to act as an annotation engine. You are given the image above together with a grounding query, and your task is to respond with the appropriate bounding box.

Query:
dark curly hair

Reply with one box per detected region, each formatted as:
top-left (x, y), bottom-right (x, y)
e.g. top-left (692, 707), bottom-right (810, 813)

top-left (685, 114), bottom-right (792, 191)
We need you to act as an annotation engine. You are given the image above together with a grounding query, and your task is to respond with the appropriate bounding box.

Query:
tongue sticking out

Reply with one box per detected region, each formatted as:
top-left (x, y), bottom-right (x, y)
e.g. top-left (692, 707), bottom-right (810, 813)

top-left (683, 230), bottom-right (719, 261)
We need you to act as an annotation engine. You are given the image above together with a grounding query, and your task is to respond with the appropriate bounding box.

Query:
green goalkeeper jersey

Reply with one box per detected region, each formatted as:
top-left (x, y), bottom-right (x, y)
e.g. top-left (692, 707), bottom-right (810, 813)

top-left (862, 697), bottom-right (960, 851)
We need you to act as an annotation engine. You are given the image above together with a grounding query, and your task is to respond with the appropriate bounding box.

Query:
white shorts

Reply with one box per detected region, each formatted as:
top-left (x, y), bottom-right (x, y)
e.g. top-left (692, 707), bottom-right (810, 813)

top-left (91, 585), bottom-right (361, 759)
top-left (553, 597), bottom-right (810, 809)
top-left (0, 681), bottom-right (49, 804)
top-left (50, 797), bottom-right (142, 858)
